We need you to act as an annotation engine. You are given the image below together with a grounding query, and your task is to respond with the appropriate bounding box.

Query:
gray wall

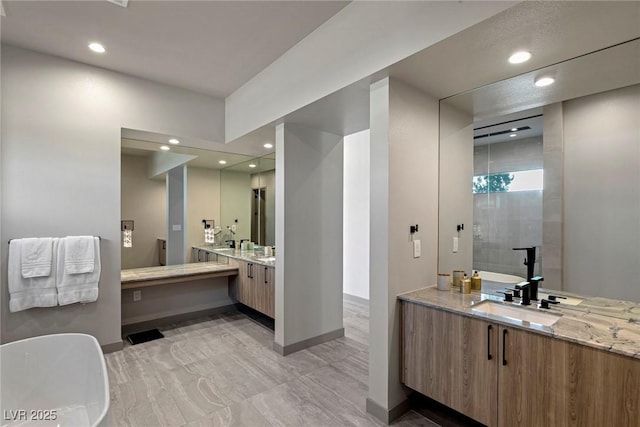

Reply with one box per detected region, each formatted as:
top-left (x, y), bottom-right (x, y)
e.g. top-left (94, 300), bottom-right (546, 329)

top-left (121, 154), bottom-right (166, 269)
top-left (438, 101), bottom-right (474, 275)
top-left (369, 78), bottom-right (439, 413)
top-left (187, 166), bottom-right (221, 261)
top-left (1, 46), bottom-right (225, 346)
top-left (166, 166), bottom-right (187, 265)
top-left (473, 137), bottom-right (543, 277)
top-left (563, 84), bottom-right (640, 301)
top-left (220, 170), bottom-right (251, 243)
top-left (275, 123), bottom-right (344, 348)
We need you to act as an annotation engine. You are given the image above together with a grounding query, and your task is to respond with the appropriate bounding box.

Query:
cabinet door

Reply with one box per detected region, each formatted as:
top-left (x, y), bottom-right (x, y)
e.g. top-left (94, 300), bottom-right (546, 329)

top-left (254, 266), bottom-right (275, 318)
top-left (402, 302), bottom-right (497, 426)
top-left (498, 326), bottom-right (640, 427)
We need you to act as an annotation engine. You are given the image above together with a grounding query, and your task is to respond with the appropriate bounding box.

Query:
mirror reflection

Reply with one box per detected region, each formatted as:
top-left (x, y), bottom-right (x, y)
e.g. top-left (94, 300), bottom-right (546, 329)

top-left (120, 138), bottom-right (275, 268)
top-left (438, 39), bottom-right (639, 303)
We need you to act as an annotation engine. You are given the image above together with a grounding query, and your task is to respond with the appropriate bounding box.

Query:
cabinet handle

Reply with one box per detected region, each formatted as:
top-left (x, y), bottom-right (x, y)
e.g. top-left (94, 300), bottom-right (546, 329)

top-left (487, 325), bottom-right (493, 360)
top-left (264, 267), bottom-right (268, 284)
top-left (247, 263), bottom-right (253, 279)
top-left (502, 329), bottom-right (508, 366)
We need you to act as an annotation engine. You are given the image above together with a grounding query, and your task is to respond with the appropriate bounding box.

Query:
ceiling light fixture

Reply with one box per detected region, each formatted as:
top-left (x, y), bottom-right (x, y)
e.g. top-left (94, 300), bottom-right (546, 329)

top-left (511, 128), bottom-right (518, 132)
top-left (534, 76), bottom-right (555, 87)
top-left (510, 133), bottom-right (517, 137)
top-left (88, 42), bottom-right (106, 54)
top-left (160, 145), bottom-right (170, 151)
top-left (249, 164), bottom-right (257, 168)
top-left (219, 160), bottom-right (227, 165)
top-left (263, 143), bottom-right (273, 149)
top-left (168, 138), bottom-right (180, 145)
top-left (508, 51), bottom-right (531, 64)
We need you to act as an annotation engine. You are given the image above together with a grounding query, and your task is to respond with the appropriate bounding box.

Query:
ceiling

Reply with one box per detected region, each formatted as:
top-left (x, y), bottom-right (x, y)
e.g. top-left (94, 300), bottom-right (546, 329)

top-left (0, 0), bottom-right (348, 98)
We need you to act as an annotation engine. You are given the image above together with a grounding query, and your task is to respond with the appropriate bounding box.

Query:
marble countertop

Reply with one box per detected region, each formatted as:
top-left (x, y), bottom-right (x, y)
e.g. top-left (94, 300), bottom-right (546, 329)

top-left (399, 286), bottom-right (640, 360)
top-left (193, 246), bottom-right (276, 267)
top-left (121, 262), bottom-right (238, 283)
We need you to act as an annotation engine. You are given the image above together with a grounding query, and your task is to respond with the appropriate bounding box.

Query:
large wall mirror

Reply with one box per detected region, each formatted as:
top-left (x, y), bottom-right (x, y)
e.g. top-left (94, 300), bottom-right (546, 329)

top-left (121, 138), bottom-right (275, 269)
top-left (438, 39), bottom-right (639, 302)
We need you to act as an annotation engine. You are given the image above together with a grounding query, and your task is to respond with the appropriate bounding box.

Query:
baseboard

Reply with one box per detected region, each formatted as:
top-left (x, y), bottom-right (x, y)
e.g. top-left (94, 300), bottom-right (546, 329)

top-left (101, 340), bottom-right (123, 354)
top-left (121, 304), bottom-right (238, 336)
top-left (273, 327), bottom-right (345, 356)
top-left (366, 397), bottom-right (411, 425)
top-left (343, 293), bottom-right (369, 305)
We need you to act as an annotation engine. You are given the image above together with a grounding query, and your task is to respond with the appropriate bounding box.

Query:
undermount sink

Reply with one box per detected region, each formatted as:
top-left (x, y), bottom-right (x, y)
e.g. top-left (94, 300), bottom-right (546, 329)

top-left (254, 256), bottom-right (276, 262)
top-left (472, 300), bottom-right (562, 327)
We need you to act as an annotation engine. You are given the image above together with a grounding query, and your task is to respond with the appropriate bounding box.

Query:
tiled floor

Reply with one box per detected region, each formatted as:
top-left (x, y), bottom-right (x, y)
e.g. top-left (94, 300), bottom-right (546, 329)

top-left (105, 298), bottom-right (437, 426)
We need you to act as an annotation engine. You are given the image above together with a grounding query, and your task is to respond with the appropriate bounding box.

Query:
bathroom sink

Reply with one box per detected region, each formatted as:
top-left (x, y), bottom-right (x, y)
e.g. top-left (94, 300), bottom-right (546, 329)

top-left (472, 300), bottom-right (562, 327)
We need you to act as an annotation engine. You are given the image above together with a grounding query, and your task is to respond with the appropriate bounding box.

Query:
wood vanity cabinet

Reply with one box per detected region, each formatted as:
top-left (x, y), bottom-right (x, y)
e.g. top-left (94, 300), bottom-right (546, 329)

top-left (402, 301), bottom-right (640, 427)
top-left (402, 301), bottom-right (497, 426)
top-left (229, 260), bottom-right (274, 318)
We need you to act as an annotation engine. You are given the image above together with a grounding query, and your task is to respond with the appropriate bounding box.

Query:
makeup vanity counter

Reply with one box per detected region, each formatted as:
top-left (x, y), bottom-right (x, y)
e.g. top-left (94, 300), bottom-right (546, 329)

top-left (121, 262), bottom-right (238, 289)
top-left (193, 246), bottom-right (275, 267)
top-left (399, 286), bottom-right (640, 427)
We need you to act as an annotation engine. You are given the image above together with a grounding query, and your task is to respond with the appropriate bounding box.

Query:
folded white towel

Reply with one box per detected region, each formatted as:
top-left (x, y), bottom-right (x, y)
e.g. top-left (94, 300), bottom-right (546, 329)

top-left (9, 239), bottom-right (59, 312)
top-left (63, 236), bottom-right (95, 274)
top-left (20, 237), bottom-right (54, 278)
top-left (56, 237), bottom-right (101, 305)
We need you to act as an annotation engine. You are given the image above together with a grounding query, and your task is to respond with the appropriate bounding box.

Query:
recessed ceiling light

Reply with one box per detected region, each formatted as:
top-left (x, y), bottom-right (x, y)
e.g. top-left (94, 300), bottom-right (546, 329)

top-left (511, 128), bottom-right (518, 132)
top-left (508, 51), bottom-right (531, 64)
top-left (168, 138), bottom-right (180, 145)
top-left (263, 143), bottom-right (273, 149)
top-left (249, 164), bottom-right (257, 168)
top-left (219, 160), bottom-right (227, 165)
top-left (534, 76), bottom-right (555, 87)
top-left (160, 145), bottom-right (170, 151)
top-left (88, 42), bottom-right (106, 54)
top-left (510, 133), bottom-right (517, 137)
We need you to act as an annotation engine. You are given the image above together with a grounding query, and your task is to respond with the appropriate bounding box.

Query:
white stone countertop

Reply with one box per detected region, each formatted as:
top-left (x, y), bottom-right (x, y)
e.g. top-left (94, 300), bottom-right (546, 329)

top-left (193, 245), bottom-right (276, 267)
top-left (399, 286), bottom-right (640, 360)
top-left (121, 262), bottom-right (238, 283)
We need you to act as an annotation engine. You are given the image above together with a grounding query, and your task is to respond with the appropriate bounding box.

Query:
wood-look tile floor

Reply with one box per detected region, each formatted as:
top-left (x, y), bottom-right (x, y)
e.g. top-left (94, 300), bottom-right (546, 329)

top-left (105, 298), bottom-right (438, 427)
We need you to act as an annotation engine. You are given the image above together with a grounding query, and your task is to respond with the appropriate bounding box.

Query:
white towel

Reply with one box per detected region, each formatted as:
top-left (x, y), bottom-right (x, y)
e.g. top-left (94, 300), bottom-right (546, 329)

top-left (56, 237), bottom-right (101, 305)
top-left (20, 237), bottom-right (54, 278)
top-left (8, 239), bottom-right (59, 312)
top-left (63, 236), bottom-right (95, 274)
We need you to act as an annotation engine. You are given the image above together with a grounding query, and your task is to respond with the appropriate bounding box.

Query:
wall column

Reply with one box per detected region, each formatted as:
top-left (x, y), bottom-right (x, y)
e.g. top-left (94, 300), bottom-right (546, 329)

top-left (166, 165), bottom-right (187, 265)
top-left (367, 77), bottom-right (440, 423)
top-left (274, 123), bottom-right (344, 355)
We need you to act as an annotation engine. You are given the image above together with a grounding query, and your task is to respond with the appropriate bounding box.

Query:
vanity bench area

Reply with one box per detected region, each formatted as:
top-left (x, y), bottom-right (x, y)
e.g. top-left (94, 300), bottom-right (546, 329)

top-left (399, 286), bottom-right (640, 427)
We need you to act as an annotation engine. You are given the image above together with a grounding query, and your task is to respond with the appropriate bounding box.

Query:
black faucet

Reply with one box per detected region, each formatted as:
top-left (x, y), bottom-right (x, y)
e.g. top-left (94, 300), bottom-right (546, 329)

top-left (516, 281), bottom-right (531, 306)
top-left (225, 239), bottom-right (236, 249)
top-left (529, 275), bottom-right (544, 301)
top-left (513, 246), bottom-right (536, 282)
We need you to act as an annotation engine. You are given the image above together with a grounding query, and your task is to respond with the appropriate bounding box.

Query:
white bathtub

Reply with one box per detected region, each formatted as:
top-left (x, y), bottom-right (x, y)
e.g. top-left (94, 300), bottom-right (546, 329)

top-left (0, 333), bottom-right (109, 427)
top-left (477, 271), bottom-right (526, 293)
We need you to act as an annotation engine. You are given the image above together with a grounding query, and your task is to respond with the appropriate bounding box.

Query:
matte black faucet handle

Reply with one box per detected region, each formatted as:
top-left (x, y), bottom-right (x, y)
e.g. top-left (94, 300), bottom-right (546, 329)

top-left (496, 291), bottom-right (514, 302)
top-left (539, 299), bottom-right (560, 309)
top-left (506, 287), bottom-right (521, 298)
top-left (517, 281), bottom-right (531, 306)
top-left (547, 295), bottom-right (566, 301)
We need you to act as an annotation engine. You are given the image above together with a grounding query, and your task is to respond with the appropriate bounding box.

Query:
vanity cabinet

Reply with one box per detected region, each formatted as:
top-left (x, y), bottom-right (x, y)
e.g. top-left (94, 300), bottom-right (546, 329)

top-left (229, 260), bottom-right (274, 318)
top-left (402, 301), bottom-right (640, 427)
top-left (402, 302), bottom-right (497, 426)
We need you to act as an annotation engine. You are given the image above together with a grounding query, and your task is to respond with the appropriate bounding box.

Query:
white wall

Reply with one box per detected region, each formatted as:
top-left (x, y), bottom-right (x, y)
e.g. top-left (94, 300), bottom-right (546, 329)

top-left (275, 123), bottom-right (344, 349)
top-left (563, 84), bottom-right (640, 302)
top-left (220, 170), bottom-right (251, 243)
top-left (187, 166), bottom-right (221, 261)
top-left (121, 154), bottom-right (166, 269)
top-left (368, 78), bottom-right (439, 417)
top-left (225, 1), bottom-right (515, 141)
top-left (343, 130), bottom-right (370, 300)
top-left (1, 46), bottom-right (225, 347)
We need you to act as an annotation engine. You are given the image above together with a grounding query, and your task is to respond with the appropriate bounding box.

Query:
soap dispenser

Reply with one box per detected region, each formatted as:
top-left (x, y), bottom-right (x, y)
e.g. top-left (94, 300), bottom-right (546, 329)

top-left (471, 271), bottom-right (482, 291)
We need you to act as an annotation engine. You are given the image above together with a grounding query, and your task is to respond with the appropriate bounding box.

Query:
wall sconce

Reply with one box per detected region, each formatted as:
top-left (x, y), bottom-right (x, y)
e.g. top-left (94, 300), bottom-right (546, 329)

top-left (121, 220), bottom-right (134, 248)
top-left (202, 219), bottom-right (215, 244)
